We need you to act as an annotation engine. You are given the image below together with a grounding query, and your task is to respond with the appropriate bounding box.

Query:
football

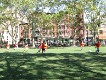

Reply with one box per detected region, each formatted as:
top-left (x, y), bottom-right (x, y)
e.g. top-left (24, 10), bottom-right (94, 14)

top-left (89, 50), bottom-right (91, 52)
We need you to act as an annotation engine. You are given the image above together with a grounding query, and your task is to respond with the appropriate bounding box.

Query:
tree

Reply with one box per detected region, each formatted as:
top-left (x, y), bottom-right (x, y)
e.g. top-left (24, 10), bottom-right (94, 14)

top-left (1, 0), bottom-right (105, 47)
top-left (84, 0), bottom-right (106, 44)
top-left (0, 0), bottom-right (37, 46)
top-left (0, 7), bottom-right (20, 45)
top-left (62, 0), bottom-right (84, 46)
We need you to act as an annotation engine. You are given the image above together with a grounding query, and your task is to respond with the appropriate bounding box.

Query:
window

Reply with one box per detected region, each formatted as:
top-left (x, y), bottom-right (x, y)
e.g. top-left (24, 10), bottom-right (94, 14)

top-left (7, 36), bottom-right (8, 40)
top-left (99, 30), bottom-right (103, 34)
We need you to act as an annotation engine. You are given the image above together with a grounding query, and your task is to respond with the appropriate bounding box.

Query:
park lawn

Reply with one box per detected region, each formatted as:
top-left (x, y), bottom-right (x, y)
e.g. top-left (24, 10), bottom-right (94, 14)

top-left (0, 46), bottom-right (106, 53)
top-left (0, 46), bottom-right (106, 80)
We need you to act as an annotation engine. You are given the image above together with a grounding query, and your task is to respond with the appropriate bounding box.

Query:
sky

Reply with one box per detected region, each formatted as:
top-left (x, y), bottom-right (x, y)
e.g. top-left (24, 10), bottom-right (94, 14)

top-left (43, 4), bottom-right (65, 13)
top-left (84, 0), bottom-right (106, 23)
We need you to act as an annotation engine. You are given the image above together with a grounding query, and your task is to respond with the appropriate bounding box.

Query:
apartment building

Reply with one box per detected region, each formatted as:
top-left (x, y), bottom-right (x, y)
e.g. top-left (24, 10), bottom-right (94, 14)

top-left (98, 25), bottom-right (106, 40)
top-left (98, 17), bottom-right (106, 40)
top-left (1, 8), bottom-right (85, 46)
top-left (1, 7), bottom-right (29, 45)
top-left (2, 25), bottom-right (20, 44)
top-left (47, 11), bottom-right (85, 39)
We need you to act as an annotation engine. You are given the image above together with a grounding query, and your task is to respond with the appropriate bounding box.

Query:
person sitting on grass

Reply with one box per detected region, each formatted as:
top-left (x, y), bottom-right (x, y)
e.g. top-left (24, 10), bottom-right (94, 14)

top-left (95, 40), bottom-right (101, 53)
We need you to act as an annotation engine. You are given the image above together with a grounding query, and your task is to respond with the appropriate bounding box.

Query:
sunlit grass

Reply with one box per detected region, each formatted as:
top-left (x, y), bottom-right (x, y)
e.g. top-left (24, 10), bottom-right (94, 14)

top-left (0, 46), bottom-right (106, 53)
top-left (0, 46), bottom-right (106, 79)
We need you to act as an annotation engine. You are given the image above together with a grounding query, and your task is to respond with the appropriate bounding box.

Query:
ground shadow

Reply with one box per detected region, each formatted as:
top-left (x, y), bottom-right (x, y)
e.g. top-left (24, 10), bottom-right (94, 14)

top-left (0, 51), bottom-right (106, 80)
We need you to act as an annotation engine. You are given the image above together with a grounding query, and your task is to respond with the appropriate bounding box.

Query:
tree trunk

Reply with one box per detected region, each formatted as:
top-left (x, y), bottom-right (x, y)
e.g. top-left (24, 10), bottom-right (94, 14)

top-left (73, 29), bottom-right (76, 46)
top-left (32, 38), bottom-right (35, 48)
top-left (93, 30), bottom-right (96, 44)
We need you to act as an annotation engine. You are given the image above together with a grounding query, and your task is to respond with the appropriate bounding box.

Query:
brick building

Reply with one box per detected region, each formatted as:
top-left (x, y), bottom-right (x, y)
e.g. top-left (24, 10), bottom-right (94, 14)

top-left (98, 17), bottom-right (106, 40)
top-left (1, 11), bottom-right (85, 46)
top-left (98, 26), bottom-right (106, 40)
top-left (45, 11), bottom-right (85, 39)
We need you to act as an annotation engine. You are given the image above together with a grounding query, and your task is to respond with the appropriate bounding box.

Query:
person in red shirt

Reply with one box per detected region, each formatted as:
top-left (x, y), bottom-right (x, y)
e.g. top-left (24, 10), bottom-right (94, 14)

top-left (37, 40), bottom-right (47, 53)
top-left (95, 40), bottom-right (101, 53)
top-left (80, 41), bottom-right (84, 50)
top-left (41, 40), bottom-right (46, 53)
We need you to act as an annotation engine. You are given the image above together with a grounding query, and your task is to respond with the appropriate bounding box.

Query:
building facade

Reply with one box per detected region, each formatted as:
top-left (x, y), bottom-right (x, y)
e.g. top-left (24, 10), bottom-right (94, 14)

top-left (1, 9), bottom-right (85, 46)
top-left (98, 17), bottom-right (106, 40)
top-left (98, 26), bottom-right (106, 40)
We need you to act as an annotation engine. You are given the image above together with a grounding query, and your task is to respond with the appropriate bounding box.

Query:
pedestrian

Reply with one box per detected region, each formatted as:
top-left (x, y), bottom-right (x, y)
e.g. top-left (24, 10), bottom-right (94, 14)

top-left (80, 41), bottom-right (84, 50)
top-left (37, 40), bottom-right (48, 53)
top-left (95, 40), bottom-right (101, 53)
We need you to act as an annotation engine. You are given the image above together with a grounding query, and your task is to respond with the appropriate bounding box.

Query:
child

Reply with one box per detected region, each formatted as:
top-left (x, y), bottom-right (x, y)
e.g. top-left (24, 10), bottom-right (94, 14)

top-left (80, 41), bottom-right (84, 50)
top-left (95, 40), bottom-right (101, 53)
top-left (37, 40), bottom-right (47, 53)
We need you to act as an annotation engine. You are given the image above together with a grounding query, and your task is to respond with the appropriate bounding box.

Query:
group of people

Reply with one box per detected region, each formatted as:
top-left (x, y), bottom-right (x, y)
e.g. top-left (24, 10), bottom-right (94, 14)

top-left (80, 39), bottom-right (101, 53)
top-left (37, 39), bottom-right (101, 54)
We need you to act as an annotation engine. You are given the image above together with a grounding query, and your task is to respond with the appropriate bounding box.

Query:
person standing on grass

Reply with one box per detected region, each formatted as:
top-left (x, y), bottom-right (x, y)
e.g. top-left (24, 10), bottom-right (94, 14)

top-left (95, 40), bottom-right (101, 53)
top-left (37, 40), bottom-right (47, 53)
top-left (80, 41), bottom-right (84, 50)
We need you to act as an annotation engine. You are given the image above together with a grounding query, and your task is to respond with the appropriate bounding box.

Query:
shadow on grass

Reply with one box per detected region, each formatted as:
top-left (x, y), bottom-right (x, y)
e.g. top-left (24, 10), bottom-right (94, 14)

top-left (86, 52), bottom-right (98, 55)
top-left (0, 51), bottom-right (106, 80)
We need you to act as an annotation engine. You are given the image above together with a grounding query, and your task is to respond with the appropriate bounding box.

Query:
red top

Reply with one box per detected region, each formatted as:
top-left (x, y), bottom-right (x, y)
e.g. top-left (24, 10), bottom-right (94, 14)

top-left (80, 42), bottom-right (84, 47)
top-left (95, 41), bottom-right (101, 48)
top-left (39, 43), bottom-right (46, 49)
top-left (42, 43), bottom-right (45, 49)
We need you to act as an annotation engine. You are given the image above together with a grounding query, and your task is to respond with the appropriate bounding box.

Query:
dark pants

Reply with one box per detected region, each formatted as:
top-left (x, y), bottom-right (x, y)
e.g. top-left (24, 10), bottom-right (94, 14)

top-left (42, 48), bottom-right (45, 53)
top-left (96, 48), bottom-right (99, 53)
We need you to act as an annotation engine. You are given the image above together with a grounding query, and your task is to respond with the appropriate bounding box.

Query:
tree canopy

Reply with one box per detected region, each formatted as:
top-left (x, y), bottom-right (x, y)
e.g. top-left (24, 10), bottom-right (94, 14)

top-left (0, 0), bottom-right (106, 42)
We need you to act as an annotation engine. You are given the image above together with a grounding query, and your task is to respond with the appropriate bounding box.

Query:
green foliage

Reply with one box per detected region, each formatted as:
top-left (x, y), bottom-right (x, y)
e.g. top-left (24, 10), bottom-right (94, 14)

top-left (0, 0), bottom-right (106, 40)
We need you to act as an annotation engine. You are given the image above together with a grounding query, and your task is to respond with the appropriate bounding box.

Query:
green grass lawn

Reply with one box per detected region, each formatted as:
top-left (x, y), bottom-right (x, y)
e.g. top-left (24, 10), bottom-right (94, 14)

top-left (0, 46), bottom-right (106, 80)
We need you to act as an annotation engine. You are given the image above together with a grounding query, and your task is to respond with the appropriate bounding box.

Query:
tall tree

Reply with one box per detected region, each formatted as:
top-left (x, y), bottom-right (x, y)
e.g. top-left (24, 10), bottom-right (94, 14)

top-left (0, 0), bottom-right (37, 46)
top-left (84, 0), bottom-right (105, 44)
top-left (62, 0), bottom-right (84, 46)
